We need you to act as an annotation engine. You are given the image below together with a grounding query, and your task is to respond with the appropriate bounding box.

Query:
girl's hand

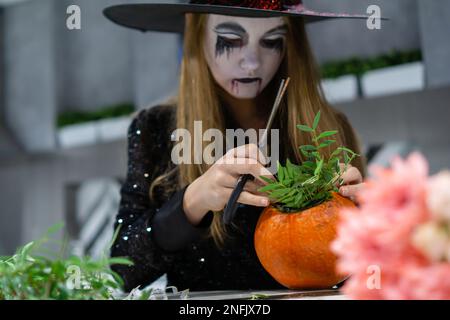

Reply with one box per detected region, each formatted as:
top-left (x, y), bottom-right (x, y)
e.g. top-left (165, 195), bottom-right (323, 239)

top-left (337, 163), bottom-right (364, 203)
top-left (183, 144), bottom-right (275, 225)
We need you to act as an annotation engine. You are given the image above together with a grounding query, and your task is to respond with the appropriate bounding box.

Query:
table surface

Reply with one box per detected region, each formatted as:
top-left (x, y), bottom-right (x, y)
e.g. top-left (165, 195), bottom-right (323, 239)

top-left (164, 289), bottom-right (346, 300)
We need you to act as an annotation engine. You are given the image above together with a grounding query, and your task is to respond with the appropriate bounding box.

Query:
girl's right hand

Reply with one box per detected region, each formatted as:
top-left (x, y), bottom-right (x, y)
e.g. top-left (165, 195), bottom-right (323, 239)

top-left (183, 143), bottom-right (275, 225)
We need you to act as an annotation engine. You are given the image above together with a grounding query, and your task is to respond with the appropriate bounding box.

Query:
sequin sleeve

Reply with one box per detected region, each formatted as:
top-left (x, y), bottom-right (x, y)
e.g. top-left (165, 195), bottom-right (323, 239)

top-left (110, 106), bottom-right (213, 292)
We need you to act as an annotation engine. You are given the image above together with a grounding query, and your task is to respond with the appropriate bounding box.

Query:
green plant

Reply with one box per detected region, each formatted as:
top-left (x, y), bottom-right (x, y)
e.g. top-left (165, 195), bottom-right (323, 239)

top-left (321, 49), bottom-right (422, 79)
top-left (57, 103), bottom-right (135, 128)
top-left (258, 111), bottom-right (359, 212)
top-left (0, 224), bottom-right (133, 300)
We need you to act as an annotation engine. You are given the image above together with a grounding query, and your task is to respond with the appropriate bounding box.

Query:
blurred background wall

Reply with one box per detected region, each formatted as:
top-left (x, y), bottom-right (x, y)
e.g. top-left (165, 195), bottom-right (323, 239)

top-left (0, 0), bottom-right (449, 257)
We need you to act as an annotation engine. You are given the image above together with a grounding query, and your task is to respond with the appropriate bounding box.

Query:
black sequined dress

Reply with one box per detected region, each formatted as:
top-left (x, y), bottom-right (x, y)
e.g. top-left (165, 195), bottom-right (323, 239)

top-left (111, 104), bottom-right (285, 292)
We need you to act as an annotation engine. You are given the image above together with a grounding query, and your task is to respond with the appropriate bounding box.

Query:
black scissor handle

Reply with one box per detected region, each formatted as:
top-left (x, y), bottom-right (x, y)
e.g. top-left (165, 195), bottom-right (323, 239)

top-left (222, 174), bottom-right (254, 225)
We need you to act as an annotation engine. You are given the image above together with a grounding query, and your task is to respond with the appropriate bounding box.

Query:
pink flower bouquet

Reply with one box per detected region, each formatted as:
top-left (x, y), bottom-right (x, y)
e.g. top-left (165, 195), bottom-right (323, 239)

top-left (331, 152), bottom-right (450, 299)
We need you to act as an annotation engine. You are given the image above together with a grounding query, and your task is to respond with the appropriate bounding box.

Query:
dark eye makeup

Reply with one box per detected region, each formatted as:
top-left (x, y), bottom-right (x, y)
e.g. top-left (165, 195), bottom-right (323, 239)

top-left (215, 36), bottom-right (285, 58)
top-left (261, 38), bottom-right (284, 52)
top-left (215, 36), bottom-right (244, 58)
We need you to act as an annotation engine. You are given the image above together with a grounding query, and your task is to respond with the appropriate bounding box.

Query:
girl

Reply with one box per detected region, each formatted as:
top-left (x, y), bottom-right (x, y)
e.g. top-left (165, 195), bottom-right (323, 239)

top-left (104, 0), bottom-right (367, 292)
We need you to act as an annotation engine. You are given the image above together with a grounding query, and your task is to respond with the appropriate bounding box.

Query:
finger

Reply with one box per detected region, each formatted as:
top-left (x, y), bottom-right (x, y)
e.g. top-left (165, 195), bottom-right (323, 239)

top-left (216, 173), bottom-right (239, 188)
top-left (334, 163), bottom-right (352, 187)
top-left (230, 162), bottom-right (276, 184)
top-left (243, 180), bottom-right (267, 196)
top-left (339, 183), bottom-right (364, 198)
top-left (224, 144), bottom-right (268, 165)
top-left (237, 190), bottom-right (270, 207)
top-left (338, 163), bottom-right (352, 170)
top-left (222, 188), bottom-right (269, 207)
top-left (338, 163), bottom-right (354, 175)
top-left (341, 166), bottom-right (363, 185)
top-left (217, 172), bottom-right (264, 191)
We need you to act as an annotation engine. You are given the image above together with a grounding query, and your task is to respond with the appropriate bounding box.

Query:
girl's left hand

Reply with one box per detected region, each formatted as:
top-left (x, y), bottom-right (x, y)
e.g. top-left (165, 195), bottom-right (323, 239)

top-left (337, 164), bottom-right (364, 203)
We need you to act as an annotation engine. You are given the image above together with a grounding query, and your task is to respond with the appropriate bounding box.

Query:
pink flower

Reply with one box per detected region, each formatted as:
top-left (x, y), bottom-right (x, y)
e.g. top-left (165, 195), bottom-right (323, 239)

top-left (332, 152), bottom-right (450, 299)
top-left (399, 264), bottom-right (450, 299)
top-left (427, 171), bottom-right (450, 222)
top-left (412, 221), bottom-right (450, 262)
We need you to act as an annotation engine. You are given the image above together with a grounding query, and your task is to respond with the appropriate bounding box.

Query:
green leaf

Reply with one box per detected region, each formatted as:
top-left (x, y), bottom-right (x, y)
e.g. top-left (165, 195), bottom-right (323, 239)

top-left (258, 184), bottom-right (282, 193)
top-left (281, 167), bottom-right (289, 184)
top-left (330, 148), bottom-right (342, 158)
top-left (323, 172), bottom-right (333, 184)
top-left (314, 158), bottom-right (324, 176)
top-left (46, 222), bottom-right (65, 235)
top-left (285, 159), bottom-right (294, 179)
top-left (108, 257), bottom-right (134, 266)
top-left (277, 189), bottom-right (297, 203)
top-left (312, 111), bottom-right (321, 130)
top-left (344, 152), bottom-right (350, 163)
top-left (19, 242), bottom-right (35, 258)
top-left (140, 289), bottom-right (153, 300)
top-left (337, 146), bottom-right (358, 155)
top-left (302, 161), bottom-right (315, 168)
top-left (259, 176), bottom-right (275, 184)
top-left (300, 145), bottom-right (317, 152)
top-left (318, 140), bottom-right (335, 149)
top-left (296, 124), bottom-right (313, 132)
top-left (277, 161), bottom-right (284, 182)
top-left (294, 192), bottom-right (303, 202)
top-left (300, 148), bottom-right (311, 158)
top-left (270, 188), bottom-right (291, 199)
top-left (316, 130), bottom-right (338, 141)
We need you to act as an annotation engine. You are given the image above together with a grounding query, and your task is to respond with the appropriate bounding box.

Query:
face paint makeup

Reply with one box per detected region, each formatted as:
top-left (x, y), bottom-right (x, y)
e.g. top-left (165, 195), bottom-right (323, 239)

top-left (231, 79), bottom-right (239, 95)
top-left (261, 38), bottom-right (284, 53)
top-left (204, 14), bottom-right (286, 99)
top-left (215, 35), bottom-right (243, 58)
top-left (231, 78), bottom-right (263, 95)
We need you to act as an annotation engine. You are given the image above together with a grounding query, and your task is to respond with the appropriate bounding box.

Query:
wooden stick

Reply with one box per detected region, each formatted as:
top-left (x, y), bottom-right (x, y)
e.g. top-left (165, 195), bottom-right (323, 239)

top-left (259, 77), bottom-right (291, 149)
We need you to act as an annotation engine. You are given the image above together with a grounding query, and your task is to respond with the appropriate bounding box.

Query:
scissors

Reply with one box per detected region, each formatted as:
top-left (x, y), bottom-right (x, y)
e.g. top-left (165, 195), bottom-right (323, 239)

top-left (222, 78), bottom-right (290, 225)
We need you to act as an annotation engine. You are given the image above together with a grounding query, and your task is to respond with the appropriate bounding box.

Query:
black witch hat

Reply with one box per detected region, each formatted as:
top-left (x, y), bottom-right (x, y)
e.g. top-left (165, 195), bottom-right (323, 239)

top-left (104, 0), bottom-right (380, 33)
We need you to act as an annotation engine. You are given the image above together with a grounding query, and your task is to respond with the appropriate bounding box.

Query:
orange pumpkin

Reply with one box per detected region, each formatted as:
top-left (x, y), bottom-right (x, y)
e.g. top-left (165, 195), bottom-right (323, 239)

top-left (254, 192), bottom-right (356, 289)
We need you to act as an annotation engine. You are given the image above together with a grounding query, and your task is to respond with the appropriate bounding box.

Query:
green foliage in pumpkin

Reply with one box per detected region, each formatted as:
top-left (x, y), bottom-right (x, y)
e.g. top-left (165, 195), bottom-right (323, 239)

top-left (258, 111), bottom-right (359, 212)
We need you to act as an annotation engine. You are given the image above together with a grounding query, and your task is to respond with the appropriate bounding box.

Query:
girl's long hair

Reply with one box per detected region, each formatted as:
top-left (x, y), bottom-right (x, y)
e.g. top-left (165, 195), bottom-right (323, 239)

top-left (150, 13), bottom-right (366, 247)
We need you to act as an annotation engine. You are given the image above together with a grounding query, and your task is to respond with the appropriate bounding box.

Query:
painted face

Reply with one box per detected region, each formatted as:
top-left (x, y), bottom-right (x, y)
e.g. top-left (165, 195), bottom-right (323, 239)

top-left (204, 14), bottom-right (287, 99)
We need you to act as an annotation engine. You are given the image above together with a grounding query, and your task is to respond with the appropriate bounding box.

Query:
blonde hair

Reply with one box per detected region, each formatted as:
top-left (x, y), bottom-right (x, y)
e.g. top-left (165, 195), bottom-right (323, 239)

top-left (150, 13), bottom-right (366, 247)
